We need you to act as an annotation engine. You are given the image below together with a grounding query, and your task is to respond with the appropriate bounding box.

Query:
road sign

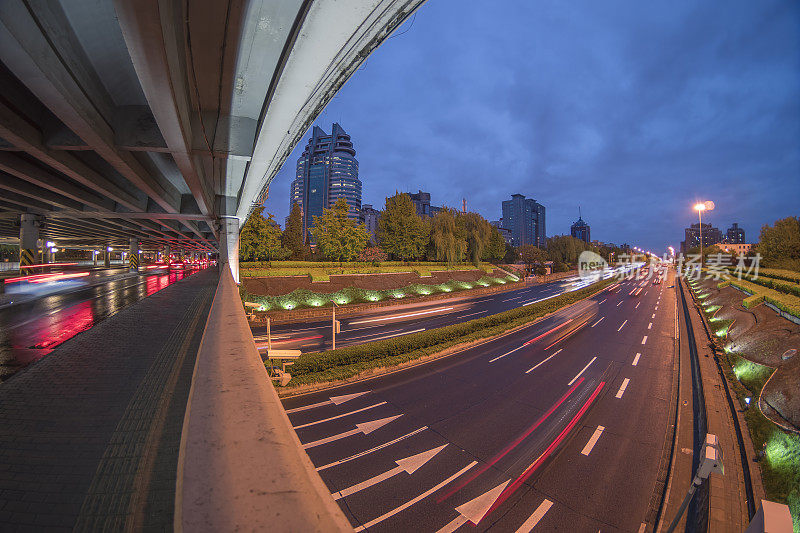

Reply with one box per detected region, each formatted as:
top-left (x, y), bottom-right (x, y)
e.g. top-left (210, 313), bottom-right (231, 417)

top-left (266, 349), bottom-right (301, 359)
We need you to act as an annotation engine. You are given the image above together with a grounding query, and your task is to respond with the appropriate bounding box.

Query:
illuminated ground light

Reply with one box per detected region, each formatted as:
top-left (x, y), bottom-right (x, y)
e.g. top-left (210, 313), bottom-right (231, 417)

top-left (724, 345), bottom-right (733, 354)
top-left (393, 292), bottom-right (405, 299)
top-left (476, 281), bottom-right (489, 287)
top-left (337, 298), bottom-right (349, 305)
top-left (284, 302), bottom-right (296, 310)
top-left (765, 433), bottom-right (800, 468)
top-left (709, 317), bottom-right (721, 322)
top-left (715, 327), bottom-right (729, 337)
top-left (704, 304), bottom-right (721, 312)
top-left (460, 283), bottom-right (473, 289)
top-left (259, 305), bottom-right (268, 311)
top-left (698, 293), bottom-right (709, 299)
top-left (308, 299), bottom-right (323, 307)
top-left (416, 288), bottom-right (431, 295)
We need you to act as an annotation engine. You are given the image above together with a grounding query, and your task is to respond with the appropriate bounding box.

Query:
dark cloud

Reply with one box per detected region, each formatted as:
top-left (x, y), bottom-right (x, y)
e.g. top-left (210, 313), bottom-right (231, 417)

top-left (265, 0), bottom-right (800, 251)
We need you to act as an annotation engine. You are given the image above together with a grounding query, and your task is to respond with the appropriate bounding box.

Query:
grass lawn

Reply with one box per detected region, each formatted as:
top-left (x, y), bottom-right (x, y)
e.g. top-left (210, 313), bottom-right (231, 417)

top-left (239, 261), bottom-right (497, 281)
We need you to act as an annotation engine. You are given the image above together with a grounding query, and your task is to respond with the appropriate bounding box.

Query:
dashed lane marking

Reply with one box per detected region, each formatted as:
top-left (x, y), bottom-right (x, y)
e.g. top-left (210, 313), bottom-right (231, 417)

top-left (632, 353), bottom-right (641, 366)
top-left (617, 320), bottom-right (627, 332)
top-left (615, 378), bottom-right (630, 398)
top-left (525, 349), bottom-right (562, 374)
top-left (641, 335), bottom-right (648, 344)
top-left (581, 425), bottom-right (605, 455)
top-left (515, 499), bottom-right (553, 532)
top-left (568, 356), bottom-right (597, 386)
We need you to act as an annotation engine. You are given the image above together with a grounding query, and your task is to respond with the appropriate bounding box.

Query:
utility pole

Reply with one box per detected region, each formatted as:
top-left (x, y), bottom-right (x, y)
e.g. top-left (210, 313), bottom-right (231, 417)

top-left (267, 317), bottom-right (272, 350)
top-left (332, 303), bottom-right (341, 350)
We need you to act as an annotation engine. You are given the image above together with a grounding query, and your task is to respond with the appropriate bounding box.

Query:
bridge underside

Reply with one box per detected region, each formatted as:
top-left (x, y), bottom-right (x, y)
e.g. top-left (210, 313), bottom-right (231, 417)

top-left (0, 0), bottom-right (423, 255)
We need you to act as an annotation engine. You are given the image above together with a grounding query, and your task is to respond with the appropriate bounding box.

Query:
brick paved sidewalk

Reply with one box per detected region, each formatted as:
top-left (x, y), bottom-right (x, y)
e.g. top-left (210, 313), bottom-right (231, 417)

top-left (0, 267), bottom-right (217, 531)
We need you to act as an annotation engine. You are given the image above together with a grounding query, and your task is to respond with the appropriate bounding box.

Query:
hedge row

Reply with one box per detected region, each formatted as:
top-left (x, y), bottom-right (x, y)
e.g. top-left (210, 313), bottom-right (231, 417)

top-left (240, 260), bottom-right (494, 269)
top-left (728, 277), bottom-right (800, 318)
top-left (757, 268), bottom-right (800, 285)
top-left (723, 268), bottom-right (800, 298)
top-left (281, 277), bottom-right (615, 386)
top-left (248, 275), bottom-right (518, 311)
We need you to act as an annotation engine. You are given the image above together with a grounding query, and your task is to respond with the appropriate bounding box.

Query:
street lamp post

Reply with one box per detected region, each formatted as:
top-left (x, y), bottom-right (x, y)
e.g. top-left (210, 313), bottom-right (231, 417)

top-left (694, 201), bottom-right (714, 268)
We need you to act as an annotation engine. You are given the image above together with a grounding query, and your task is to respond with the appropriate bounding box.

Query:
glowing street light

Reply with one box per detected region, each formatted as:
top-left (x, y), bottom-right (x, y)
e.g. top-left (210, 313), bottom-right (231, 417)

top-left (694, 200), bottom-right (715, 266)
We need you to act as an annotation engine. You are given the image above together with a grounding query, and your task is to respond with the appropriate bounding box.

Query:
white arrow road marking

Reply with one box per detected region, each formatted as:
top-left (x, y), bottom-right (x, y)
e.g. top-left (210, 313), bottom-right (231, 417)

top-left (292, 402), bottom-right (387, 429)
top-left (515, 499), bottom-right (553, 532)
top-left (641, 335), bottom-right (648, 345)
top-left (353, 461), bottom-right (478, 532)
top-left (617, 320), bottom-right (627, 331)
top-left (316, 427), bottom-right (428, 471)
top-left (526, 349), bottom-right (562, 374)
top-left (285, 391), bottom-right (370, 414)
top-left (568, 356), bottom-right (597, 386)
top-left (332, 445), bottom-right (447, 500)
top-left (632, 353), bottom-right (641, 366)
top-left (302, 415), bottom-right (402, 449)
top-left (436, 480), bottom-right (511, 533)
top-left (581, 425), bottom-right (605, 456)
top-left (616, 378), bottom-right (631, 398)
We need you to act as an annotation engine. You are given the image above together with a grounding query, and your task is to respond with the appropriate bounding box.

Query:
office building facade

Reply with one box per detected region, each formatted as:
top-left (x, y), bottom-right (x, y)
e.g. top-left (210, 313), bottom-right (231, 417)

top-left (360, 204), bottom-right (381, 244)
top-left (407, 190), bottom-right (442, 218)
top-left (290, 123), bottom-right (362, 239)
top-left (726, 223), bottom-right (745, 244)
top-left (681, 222), bottom-right (723, 253)
top-left (501, 194), bottom-right (546, 247)
top-left (571, 216), bottom-right (591, 243)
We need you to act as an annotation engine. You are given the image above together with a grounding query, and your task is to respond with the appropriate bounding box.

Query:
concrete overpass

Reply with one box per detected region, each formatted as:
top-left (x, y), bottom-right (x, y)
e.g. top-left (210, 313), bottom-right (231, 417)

top-left (0, 0), bottom-right (422, 279)
top-left (0, 1), bottom-right (423, 530)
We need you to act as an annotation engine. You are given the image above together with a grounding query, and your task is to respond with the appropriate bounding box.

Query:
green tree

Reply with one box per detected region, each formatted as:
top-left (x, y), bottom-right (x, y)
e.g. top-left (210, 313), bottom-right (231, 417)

top-left (239, 210), bottom-right (286, 262)
top-left (310, 198), bottom-right (370, 262)
top-left (430, 208), bottom-right (467, 266)
top-left (503, 242), bottom-right (519, 264)
top-left (378, 193), bottom-right (429, 260)
top-left (547, 235), bottom-right (589, 265)
top-left (282, 202), bottom-right (309, 259)
top-left (519, 244), bottom-right (548, 274)
top-left (482, 226), bottom-right (507, 262)
top-left (755, 216), bottom-right (800, 271)
top-left (457, 212), bottom-right (492, 266)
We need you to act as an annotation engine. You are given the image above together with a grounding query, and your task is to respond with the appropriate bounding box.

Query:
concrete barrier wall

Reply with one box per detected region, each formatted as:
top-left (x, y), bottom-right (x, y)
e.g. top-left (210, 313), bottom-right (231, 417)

top-left (175, 266), bottom-right (352, 532)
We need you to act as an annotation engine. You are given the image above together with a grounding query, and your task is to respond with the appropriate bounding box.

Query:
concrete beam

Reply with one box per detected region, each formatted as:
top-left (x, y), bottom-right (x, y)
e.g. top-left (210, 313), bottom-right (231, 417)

top-left (113, 106), bottom-right (169, 152)
top-left (0, 100), bottom-right (144, 211)
top-left (0, 152), bottom-right (114, 211)
top-left (0, 173), bottom-right (84, 211)
top-left (113, 0), bottom-right (214, 218)
top-left (0, 1), bottom-right (181, 214)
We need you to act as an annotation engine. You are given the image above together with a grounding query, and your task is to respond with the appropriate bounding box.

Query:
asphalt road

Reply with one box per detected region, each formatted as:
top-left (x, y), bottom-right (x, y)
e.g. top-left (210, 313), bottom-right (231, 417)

top-left (251, 275), bottom-right (599, 354)
top-left (0, 264), bottom-right (210, 381)
top-left (282, 269), bottom-right (677, 532)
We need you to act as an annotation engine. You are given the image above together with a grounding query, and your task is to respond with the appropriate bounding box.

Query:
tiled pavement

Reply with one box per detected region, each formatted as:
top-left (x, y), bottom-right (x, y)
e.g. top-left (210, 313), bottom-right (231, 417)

top-left (0, 267), bottom-right (217, 531)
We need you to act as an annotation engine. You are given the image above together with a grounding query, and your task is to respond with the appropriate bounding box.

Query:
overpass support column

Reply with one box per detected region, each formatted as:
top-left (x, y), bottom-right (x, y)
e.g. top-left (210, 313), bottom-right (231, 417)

top-left (219, 217), bottom-right (240, 284)
top-left (104, 246), bottom-right (111, 268)
top-left (128, 238), bottom-right (139, 272)
top-left (19, 214), bottom-right (39, 267)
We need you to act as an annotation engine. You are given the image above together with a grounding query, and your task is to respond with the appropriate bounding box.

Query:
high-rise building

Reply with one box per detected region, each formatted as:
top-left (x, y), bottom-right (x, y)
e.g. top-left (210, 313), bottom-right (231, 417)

top-left (290, 123), bottom-right (362, 239)
top-left (490, 220), bottom-right (512, 244)
top-left (571, 216), bottom-right (591, 243)
top-left (360, 204), bottom-right (381, 244)
top-left (501, 194), bottom-right (546, 247)
top-left (726, 223), bottom-right (745, 244)
top-left (681, 222), bottom-right (723, 253)
top-left (407, 190), bottom-right (442, 218)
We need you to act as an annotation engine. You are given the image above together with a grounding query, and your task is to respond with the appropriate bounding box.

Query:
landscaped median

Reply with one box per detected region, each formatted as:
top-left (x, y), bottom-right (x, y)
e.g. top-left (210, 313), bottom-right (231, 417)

top-left (273, 276), bottom-right (615, 390)
top-left (685, 276), bottom-right (800, 526)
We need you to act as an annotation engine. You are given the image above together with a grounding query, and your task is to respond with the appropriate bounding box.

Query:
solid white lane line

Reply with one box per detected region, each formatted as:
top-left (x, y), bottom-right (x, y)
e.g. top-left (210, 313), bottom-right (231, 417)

top-left (316, 427), bottom-right (428, 471)
top-left (641, 335), bottom-right (648, 345)
top-left (616, 301), bottom-right (623, 307)
top-left (616, 378), bottom-right (631, 398)
top-left (349, 307), bottom-right (454, 325)
top-left (490, 345), bottom-right (526, 363)
top-left (332, 445), bottom-right (447, 500)
top-left (347, 328), bottom-right (426, 343)
top-left (293, 402), bottom-right (387, 429)
top-left (568, 356), bottom-right (597, 386)
top-left (523, 296), bottom-right (551, 306)
top-left (353, 461), bottom-right (478, 532)
top-left (632, 353), bottom-right (641, 366)
top-left (302, 415), bottom-right (402, 449)
top-left (648, 322), bottom-right (653, 330)
top-left (590, 317), bottom-right (605, 327)
top-left (635, 302), bottom-right (640, 309)
top-left (515, 499), bottom-right (553, 532)
top-left (581, 425), bottom-right (606, 455)
top-left (285, 391), bottom-right (370, 414)
top-left (525, 349), bottom-right (562, 374)
top-left (617, 320), bottom-right (627, 332)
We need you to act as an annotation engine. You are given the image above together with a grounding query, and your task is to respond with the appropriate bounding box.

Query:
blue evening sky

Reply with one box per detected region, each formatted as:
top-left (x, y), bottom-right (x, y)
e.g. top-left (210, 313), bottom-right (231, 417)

top-left (262, 0), bottom-right (800, 253)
